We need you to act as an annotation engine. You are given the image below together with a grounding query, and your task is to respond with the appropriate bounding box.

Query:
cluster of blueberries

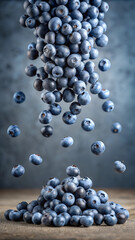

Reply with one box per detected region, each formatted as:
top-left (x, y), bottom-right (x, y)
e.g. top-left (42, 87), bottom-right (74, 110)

top-left (5, 165), bottom-right (129, 227)
top-left (19, 0), bottom-right (115, 140)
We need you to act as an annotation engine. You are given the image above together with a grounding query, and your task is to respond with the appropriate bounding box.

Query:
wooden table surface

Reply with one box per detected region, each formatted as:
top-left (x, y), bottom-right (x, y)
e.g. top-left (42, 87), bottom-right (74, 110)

top-left (0, 189), bottom-right (135, 240)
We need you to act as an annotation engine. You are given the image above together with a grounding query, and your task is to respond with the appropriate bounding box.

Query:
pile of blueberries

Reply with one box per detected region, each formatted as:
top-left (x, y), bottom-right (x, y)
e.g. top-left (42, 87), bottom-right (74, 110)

top-left (19, 0), bottom-right (115, 141)
top-left (5, 165), bottom-right (129, 227)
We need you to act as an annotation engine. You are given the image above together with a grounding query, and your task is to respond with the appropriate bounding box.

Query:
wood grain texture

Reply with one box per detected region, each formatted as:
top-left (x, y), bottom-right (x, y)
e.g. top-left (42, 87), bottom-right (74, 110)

top-left (0, 189), bottom-right (135, 240)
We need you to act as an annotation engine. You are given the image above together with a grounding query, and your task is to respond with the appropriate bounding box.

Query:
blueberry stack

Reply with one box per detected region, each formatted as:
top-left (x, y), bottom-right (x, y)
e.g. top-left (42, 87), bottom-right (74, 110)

top-left (5, 165), bottom-right (129, 227)
top-left (20, 0), bottom-right (113, 138)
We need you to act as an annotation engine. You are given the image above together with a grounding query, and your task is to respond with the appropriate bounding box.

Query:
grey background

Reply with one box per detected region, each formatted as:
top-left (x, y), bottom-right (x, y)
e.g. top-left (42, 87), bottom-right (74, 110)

top-left (0, 0), bottom-right (135, 189)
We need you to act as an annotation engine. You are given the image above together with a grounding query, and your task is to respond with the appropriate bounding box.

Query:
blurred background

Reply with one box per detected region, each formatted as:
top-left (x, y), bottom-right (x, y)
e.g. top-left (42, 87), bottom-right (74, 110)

top-left (0, 0), bottom-right (135, 189)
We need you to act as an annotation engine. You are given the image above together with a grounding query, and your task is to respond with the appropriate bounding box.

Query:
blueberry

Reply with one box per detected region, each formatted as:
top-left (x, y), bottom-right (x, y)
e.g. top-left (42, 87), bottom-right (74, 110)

top-left (100, 1), bottom-right (109, 13)
top-left (39, 110), bottom-right (52, 124)
top-left (19, 14), bottom-right (28, 27)
top-left (41, 125), bottom-right (53, 137)
top-left (53, 215), bottom-right (65, 227)
top-left (104, 214), bottom-right (117, 226)
top-left (70, 20), bottom-right (82, 32)
top-left (36, 23), bottom-right (48, 38)
top-left (89, 48), bottom-right (99, 59)
top-left (29, 154), bottom-right (43, 165)
top-left (85, 61), bottom-right (95, 74)
top-left (87, 6), bottom-right (99, 19)
top-left (37, 195), bottom-right (45, 206)
top-left (4, 209), bottom-right (14, 220)
top-left (56, 77), bottom-right (68, 89)
top-left (43, 186), bottom-right (57, 201)
top-left (98, 89), bottom-right (110, 99)
top-left (54, 204), bottom-right (67, 214)
top-left (25, 17), bottom-right (36, 28)
top-left (78, 70), bottom-right (90, 84)
top-left (98, 204), bottom-right (112, 215)
top-left (71, 10), bottom-right (83, 22)
top-left (32, 212), bottom-right (42, 225)
top-left (98, 20), bottom-right (107, 33)
top-left (32, 205), bottom-right (43, 214)
top-left (26, 4), bottom-right (40, 18)
top-left (63, 111), bottom-right (77, 125)
top-left (48, 17), bottom-right (62, 32)
top-left (64, 181), bottom-right (77, 193)
top-left (61, 136), bottom-right (74, 148)
top-left (89, 72), bottom-right (99, 84)
top-left (91, 141), bottom-right (105, 155)
top-left (36, 67), bottom-right (47, 80)
top-left (77, 91), bottom-right (91, 105)
top-left (63, 88), bottom-right (75, 103)
top-left (25, 64), bottom-right (37, 77)
top-left (66, 165), bottom-right (80, 178)
top-left (53, 91), bottom-right (63, 102)
top-left (85, 189), bottom-right (97, 200)
top-left (56, 185), bottom-right (65, 198)
top-left (33, 79), bottom-right (43, 92)
top-left (87, 195), bottom-right (100, 209)
top-left (99, 58), bottom-right (111, 71)
top-left (108, 201), bottom-right (116, 211)
top-left (70, 102), bottom-right (81, 115)
top-left (55, 33), bottom-right (66, 45)
top-left (74, 187), bottom-right (86, 199)
top-left (57, 45), bottom-right (70, 58)
top-left (7, 125), bottom-right (20, 137)
top-left (97, 190), bottom-right (108, 203)
top-left (61, 23), bottom-right (73, 35)
top-left (28, 42), bottom-right (36, 50)
top-left (70, 215), bottom-right (81, 226)
top-left (52, 66), bottom-right (63, 78)
top-left (98, 12), bottom-right (105, 20)
top-left (16, 201), bottom-right (28, 211)
top-left (50, 199), bottom-right (61, 209)
top-left (90, 0), bottom-right (102, 7)
top-left (111, 122), bottom-right (122, 133)
top-left (59, 212), bottom-right (71, 225)
top-left (114, 161), bottom-right (126, 173)
top-left (68, 76), bottom-right (78, 88)
top-left (42, 78), bottom-right (56, 92)
top-left (83, 209), bottom-right (98, 217)
top-left (62, 15), bottom-right (72, 24)
top-left (69, 32), bottom-right (81, 44)
top-left (41, 92), bottom-right (56, 104)
top-left (39, 12), bottom-right (51, 24)
top-left (64, 67), bottom-right (76, 78)
top-left (38, 2), bottom-right (50, 12)
top-left (68, 0), bottom-right (80, 11)
top-left (23, 211), bottom-right (33, 223)
top-left (62, 193), bottom-right (75, 206)
top-left (79, 1), bottom-right (89, 13)
top-left (56, 5), bottom-right (68, 18)
top-left (79, 177), bottom-right (93, 190)
top-left (81, 118), bottom-right (95, 132)
top-left (11, 165), bottom-right (25, 177)
top-left (44, 44), bottom-right (56, 58)
top-left (94, 213), bottom-right (104, 225)
top-left (55, 57), bottom-right (66, 68)
top-left (9, 210), bottom-right (22, 221)
top-left (13, 91), bottom-right (25, 104)
top-left (69, 43), bottom-right (80, 53)
top-left (49, 103), bottom-right (62, 116)
top-left (73, 81), bottom-right (86, 95)
top-left (76, 198), bottom-right (86, 210)
top-left (116, 213), bottom-right (127, 224)
top-left (102, 100), bottom-right (114, 112)
top-left (91, 26), bottom-right (103, 38)
top-left (27, 200), bottom-right (38, 212)
top-left (67, 54), bottom-right (81, 68)
top-left (80, 40), bottom-right (91, 54)
top-left (41, 213), bottom-right (52, 226)
top-left (88, 18), bottom-right (99, 28)
top-left (78, 29), bottom-right (88, 41)
top-left (88, 37), bottom-right (94, 47)
top-left (80, 216), bottom-right (93, 227)
top-left (90, 82), bottom-right (102, 94)
top-left (82, 21), bottom-right (92, 34)
top-left (69, 205), bottom-right (82, 216)
top-left (45, 32), bottom-right (55, 44)
top-left (115, 207), bottom-right (129, 219)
